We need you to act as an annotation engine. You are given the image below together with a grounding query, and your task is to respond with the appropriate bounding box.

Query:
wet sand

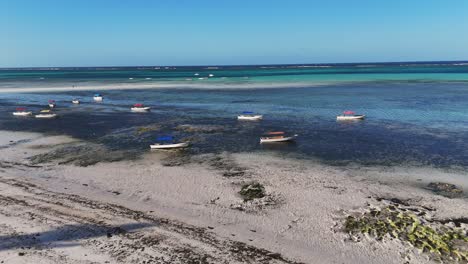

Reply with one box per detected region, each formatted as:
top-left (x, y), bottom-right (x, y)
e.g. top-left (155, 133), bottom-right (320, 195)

top-left (0, 130), bottom-right (467, 263)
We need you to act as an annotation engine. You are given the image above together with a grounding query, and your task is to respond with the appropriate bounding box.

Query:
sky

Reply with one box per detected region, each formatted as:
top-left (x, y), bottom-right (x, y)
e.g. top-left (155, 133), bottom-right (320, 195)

top-left (2, 0), bottom-right (468, 67)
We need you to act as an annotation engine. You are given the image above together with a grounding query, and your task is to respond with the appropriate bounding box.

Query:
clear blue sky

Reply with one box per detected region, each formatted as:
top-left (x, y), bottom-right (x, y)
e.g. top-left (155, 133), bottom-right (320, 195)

top-left (2, 0), bottom-right (468, 67)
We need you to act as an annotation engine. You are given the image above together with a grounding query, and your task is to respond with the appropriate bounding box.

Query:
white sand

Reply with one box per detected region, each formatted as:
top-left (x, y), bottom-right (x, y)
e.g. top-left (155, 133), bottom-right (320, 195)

top-left (0, 81), bottom-right (331, 93)
top-left (0, 131), bottom-right (466, 263)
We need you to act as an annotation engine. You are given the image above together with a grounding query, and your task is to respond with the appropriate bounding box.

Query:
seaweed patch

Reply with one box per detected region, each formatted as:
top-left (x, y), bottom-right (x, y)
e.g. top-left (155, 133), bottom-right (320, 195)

top-left (345, 206), bottom-right (468, 262)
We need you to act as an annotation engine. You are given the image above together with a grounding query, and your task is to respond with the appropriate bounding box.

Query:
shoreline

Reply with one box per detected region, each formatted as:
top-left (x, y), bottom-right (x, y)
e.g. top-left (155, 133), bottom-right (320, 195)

top-left (0, 130), bottom-right (467, 263)
top-left (2, 78), bottom-right (468, 94)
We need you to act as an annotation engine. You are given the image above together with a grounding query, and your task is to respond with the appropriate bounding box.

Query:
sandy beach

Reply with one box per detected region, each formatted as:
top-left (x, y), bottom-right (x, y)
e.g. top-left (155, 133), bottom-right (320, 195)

top-left (0, 130), bottom-right (466, 263)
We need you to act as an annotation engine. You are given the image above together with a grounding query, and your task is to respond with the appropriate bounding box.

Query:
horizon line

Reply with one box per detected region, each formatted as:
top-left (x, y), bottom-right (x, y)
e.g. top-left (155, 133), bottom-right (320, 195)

top-left (2, 60), bottom-right (468, 70)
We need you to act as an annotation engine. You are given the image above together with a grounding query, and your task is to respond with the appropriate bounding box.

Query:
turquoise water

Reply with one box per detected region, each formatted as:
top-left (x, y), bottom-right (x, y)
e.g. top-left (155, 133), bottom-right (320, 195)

top-left (2, 62), bottom-right (468, 87)
top-left (2, 62), bottom-right (468, 168)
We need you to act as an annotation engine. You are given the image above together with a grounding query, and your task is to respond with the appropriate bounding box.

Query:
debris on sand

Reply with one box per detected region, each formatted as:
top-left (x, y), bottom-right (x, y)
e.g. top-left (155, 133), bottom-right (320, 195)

top-left (230, 182), bottom-right (282, 213)
top-left (239, 182), bottom-right (266, 201)
top-left (426, 182), bottom-right (464, 198)
top-left (230, 194), bottom-right (281, 213)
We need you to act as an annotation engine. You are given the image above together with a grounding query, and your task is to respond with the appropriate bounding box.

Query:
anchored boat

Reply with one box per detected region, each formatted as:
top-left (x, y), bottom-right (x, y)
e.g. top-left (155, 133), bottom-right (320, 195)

top-left (150, 136), bottom-right (189, 149)
top-left (35, 109), bottom-right (57, 119)
top-left (12, 107), bottom-right (32, 116)
top-left (48, 100), bottom-right (56, 108)
top-left (93, 94), bottom-right (103, 102)
top-left (336, 111), bottom-right (365, 121)
top-left (260, 132), bottom-right (297, 143)
top-left (131, 103), bottom-right (151, 112)
top-left (72, 99), bottom-right (80, 104)
top-left (237, 111), bottom-right (263, 121)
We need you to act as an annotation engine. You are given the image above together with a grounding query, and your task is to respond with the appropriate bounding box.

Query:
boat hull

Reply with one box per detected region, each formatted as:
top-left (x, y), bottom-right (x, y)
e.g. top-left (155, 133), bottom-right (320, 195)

top-left (35, 114), bottom-right (57, 119)
top-left (72, 100), bottom-right (80, 104)
top-left (150, 142), bottom-right (189, 149)
top-left (13, 112), bottom-right (32, 116)
top-left (238, 115), bottom-right (263, 120)
top-left (131, 107), bottom-right (151, 112)
top-left (93, 96), bottom-right (103, 102)
top-left (48, 104), bottom-right (56, 108)
top-left (336, 115), bottom-right (365, 121)
top-left (260, 135), bottom-right (297, 143)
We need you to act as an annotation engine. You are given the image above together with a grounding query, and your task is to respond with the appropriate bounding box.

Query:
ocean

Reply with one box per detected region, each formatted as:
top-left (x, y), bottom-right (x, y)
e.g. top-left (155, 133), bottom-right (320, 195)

top-left (2, 62), bottom-right (468, 168)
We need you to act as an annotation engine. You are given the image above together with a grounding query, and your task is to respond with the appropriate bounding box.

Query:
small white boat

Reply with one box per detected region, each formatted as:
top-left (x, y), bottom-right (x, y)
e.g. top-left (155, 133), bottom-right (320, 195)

top-left (93, 94), bottom-right (103, 102)
top-left (131, 103), bottom-right (151, 112)
top-left (260, 132), bottom-right (297, 143)
top-left (208, 74), bottom-right (214, 77)
top-left (237, 111), bottom-right (263, 121)
top-left (150, 136), bottom-right (189, 149)
top-left (12, 107), bottom-right (32, 116)
top-left (194, 73), bottom-right (199, 76)
top-left (150, 142), bottom-right (189, 149)
top-left (35, 109), bottom-right (57, 119)
top-left (336, 111), bottom-right (365, 121)
top-left (48, 100), bottom-right (56, 108)
top-left (72, 99), bottom-right (80, 104)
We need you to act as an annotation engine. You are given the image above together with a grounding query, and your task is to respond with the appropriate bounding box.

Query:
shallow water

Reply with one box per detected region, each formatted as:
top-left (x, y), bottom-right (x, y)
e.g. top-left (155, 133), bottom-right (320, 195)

top-left (2, 75), bottom-right (468, 169)
top-left (2, 63), bottom-right (468, 168)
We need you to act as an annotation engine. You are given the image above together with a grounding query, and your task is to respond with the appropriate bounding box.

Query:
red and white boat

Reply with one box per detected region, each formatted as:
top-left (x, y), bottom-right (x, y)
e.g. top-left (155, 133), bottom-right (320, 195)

top-left (336, 110), bottom-right (365, 121)
top-left (131, 103), bottom-right (151, 112)
top-left (12, 107), bottom-right (33, 116)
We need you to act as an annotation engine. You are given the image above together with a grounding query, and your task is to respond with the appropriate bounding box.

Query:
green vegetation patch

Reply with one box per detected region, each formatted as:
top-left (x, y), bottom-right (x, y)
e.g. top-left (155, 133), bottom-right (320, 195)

top-left (345, 206), bottom-right (468, 262)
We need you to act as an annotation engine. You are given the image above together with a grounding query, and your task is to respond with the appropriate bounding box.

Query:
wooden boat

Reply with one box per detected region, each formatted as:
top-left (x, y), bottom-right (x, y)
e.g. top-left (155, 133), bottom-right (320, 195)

top-left (150, 136), bottom-right (189, 149)
top-left (260, 132), bottom-right (297, 143)
top-left (131, 103), bottom-right (151, 112)
top-left (72, 99), bottom-right (80, 104)
top-left (12, 107), bottom-right (32, 116)
top-left (150, 142), bottom-right (189, 149)
top-left (48, 100), bottom-right (56, 108)
top-left (35, 109), bottom-right (57, 119)
top-left (93, 94), bottom-right (103, 102)
top-left (336, 111), bottom-right (365, 121)
top-left (237, 111), bottom-right (263, 121)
